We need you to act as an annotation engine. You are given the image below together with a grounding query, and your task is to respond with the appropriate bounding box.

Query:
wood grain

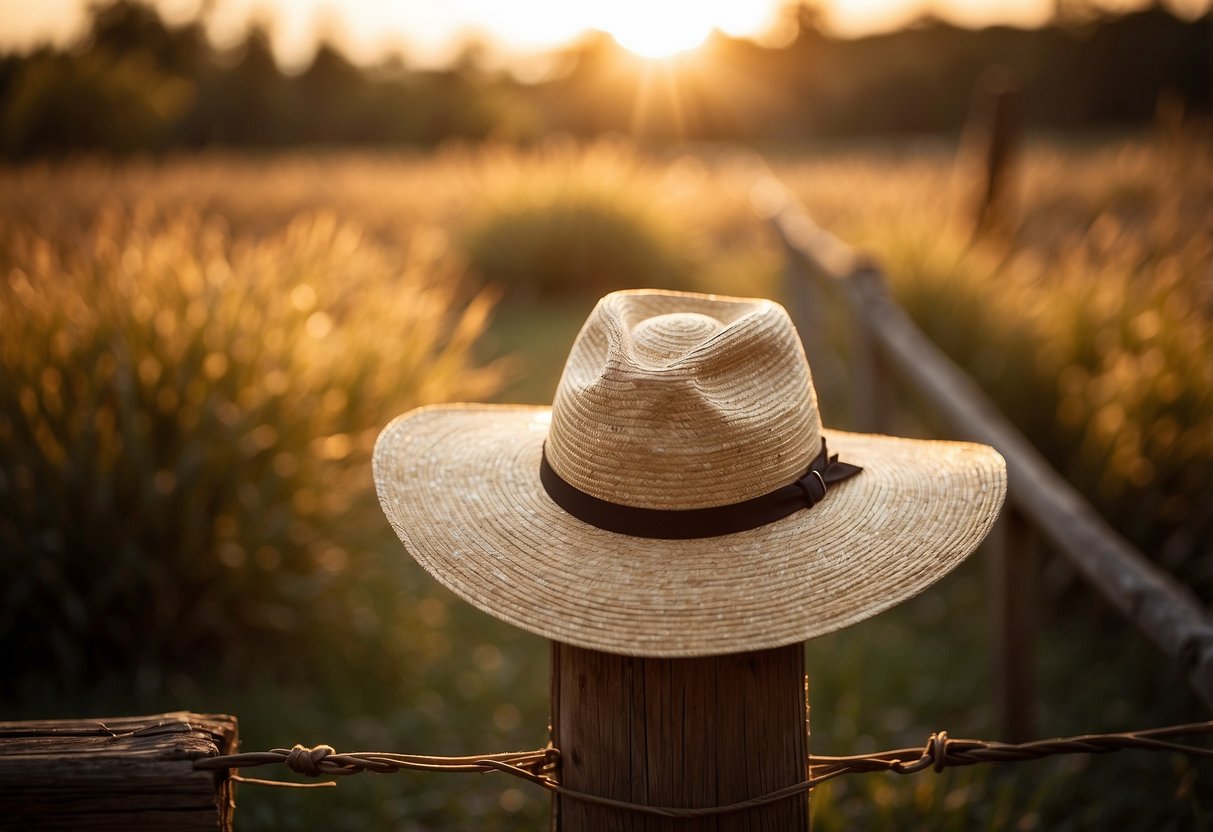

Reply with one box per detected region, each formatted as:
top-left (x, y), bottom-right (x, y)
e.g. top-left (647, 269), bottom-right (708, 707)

top-left (551, 642), bottom-right (809, 831)
top-left (0, 712), bottom-right (238, 830)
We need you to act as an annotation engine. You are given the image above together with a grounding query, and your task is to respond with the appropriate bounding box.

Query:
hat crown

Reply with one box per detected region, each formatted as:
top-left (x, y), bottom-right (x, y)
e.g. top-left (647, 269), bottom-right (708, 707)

top-left (546, 290), bottom-right (822, 510)
top-left (630, 312), bottom-right (723, 364)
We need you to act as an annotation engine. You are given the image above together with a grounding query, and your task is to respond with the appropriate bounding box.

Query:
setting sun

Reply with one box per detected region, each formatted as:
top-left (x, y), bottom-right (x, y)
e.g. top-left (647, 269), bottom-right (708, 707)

top-left (595, 2), bottom-right (750, 59)
top-left (0, 0), bottom-right (784, 67)
top-left (610, 19), bottom-right (711, 59)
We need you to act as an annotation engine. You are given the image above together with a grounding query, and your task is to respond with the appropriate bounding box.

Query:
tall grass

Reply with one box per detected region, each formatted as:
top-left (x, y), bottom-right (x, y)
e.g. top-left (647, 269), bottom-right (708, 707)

top-left (0, 199), bottom-right (502, 690)
top-left (777, 133), bottom-right (1213, 599)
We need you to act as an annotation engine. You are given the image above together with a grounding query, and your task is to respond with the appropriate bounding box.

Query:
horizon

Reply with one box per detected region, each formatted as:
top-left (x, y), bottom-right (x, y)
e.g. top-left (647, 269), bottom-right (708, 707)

top-left (1, 0), bottom-right (1204, 71)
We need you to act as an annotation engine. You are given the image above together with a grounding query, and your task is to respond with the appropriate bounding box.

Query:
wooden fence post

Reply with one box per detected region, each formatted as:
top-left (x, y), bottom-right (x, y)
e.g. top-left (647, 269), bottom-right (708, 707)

top-left (988, 507), bottom-right (1037, 742)
top-left (0, 712), bottom-right (239, 830)
top-left (848, 267), bottom-right (894, 435)
top-left (783, 240), bottom-right (847, 412)
top-left (551, 642), bottom-right (810, 831)
top-left (967, 67), bottom-right (1022, 239)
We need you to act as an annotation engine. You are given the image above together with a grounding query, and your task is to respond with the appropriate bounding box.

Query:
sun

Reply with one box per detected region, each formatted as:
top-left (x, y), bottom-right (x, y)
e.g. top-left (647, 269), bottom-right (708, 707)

top-left (594, 5), bottom-right (716, 59)
top-left (612, 23), bottom-right (712, 59)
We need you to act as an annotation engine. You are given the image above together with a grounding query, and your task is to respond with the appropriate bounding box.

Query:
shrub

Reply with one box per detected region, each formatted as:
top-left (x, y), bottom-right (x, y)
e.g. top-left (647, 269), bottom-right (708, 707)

top-left (458, 142), bottom-right (697, 298)
top-left (0, 206), bottom-right (502, 690)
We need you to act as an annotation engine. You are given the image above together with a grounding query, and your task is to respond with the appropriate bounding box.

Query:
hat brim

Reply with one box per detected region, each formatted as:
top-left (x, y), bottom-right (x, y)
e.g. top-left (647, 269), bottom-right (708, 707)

top-left (373, 404), bottom-right (1007, 657)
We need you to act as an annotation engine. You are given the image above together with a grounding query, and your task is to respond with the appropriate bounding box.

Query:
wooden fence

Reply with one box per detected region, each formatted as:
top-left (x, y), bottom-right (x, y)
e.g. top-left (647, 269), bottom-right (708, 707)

top-left (753, 174), bottom-right (1213, 741)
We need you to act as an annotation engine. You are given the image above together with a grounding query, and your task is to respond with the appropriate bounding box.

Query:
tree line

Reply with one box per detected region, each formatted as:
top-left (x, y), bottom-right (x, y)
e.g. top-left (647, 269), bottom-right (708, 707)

top-left (0, 1), bottom-right (1208, 158)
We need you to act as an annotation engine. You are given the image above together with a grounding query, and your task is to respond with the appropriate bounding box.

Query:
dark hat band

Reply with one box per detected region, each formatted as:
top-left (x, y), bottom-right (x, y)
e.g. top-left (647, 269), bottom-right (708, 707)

top-left (539, 438), bottom-right (862, 540)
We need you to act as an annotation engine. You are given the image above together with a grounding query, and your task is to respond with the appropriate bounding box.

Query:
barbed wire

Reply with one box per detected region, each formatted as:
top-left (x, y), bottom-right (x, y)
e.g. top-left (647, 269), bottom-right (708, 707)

top-left (198, 746), bottom-right (557, 778)
top-left (194, 720), bottom-right (1213, 819)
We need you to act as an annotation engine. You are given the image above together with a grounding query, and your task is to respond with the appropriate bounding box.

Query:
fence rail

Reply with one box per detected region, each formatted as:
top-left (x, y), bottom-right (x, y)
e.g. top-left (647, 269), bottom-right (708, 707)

top-left (755, 177), bottom-right (1213, 734)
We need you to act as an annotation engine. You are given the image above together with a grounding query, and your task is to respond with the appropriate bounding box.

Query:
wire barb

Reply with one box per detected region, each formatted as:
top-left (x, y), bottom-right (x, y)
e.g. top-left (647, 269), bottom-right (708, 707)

top-left (193, 720), bottom-right (1213, 818)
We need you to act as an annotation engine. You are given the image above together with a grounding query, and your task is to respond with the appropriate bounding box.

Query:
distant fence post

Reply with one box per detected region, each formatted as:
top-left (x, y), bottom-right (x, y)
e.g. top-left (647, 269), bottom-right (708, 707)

top-left (967, 67), bottom-right (1022, 239)
top-left (550, 642), bottom-right (810, 830)
top-left (847, 266), bottom-right (894, 434)
top-left (779, 222), bottom-right (849, 416)
top-left (988, 507), bottom-right (1037, 742)
top-left (0, 712), bottom-right (238, 830)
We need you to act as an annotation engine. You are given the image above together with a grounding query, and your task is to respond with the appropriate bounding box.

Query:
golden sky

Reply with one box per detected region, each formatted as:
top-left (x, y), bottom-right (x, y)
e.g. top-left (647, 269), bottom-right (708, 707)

top-left (0, 0), bottom-right (1197, 68)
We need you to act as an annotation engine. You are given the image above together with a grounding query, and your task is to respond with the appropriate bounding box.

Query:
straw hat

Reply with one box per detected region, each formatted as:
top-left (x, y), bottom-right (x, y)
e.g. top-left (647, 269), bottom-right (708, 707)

top-left (374, 289), bottom-right (1006, 657)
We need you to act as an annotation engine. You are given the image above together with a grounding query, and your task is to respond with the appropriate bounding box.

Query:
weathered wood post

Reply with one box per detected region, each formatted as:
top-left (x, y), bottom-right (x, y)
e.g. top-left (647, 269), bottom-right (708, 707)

top-left (0, 712), bottom-right (239, 830)
top-left (551, 643), bottom-right (809, 830)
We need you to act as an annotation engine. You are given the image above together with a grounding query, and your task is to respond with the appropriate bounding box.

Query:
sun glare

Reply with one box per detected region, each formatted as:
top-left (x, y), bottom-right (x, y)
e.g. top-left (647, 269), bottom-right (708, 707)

top-left (594, 1), bottom-right (770, 60)
top-left (611, 20), bottom-right (711, 59)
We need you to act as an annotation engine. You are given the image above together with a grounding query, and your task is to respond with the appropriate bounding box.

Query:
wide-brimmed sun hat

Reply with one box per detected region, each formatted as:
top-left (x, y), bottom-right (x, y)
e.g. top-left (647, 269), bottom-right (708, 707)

top-left (374, 289), bottom-right (1007, 657)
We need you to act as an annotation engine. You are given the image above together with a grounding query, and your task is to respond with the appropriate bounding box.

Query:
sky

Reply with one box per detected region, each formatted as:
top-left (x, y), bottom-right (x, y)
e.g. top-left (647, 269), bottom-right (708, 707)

top-left (0, 0), bottom-right (1201, 68)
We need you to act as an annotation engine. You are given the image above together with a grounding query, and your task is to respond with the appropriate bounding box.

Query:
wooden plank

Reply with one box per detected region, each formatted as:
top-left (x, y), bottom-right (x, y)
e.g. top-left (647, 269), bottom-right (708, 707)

top-left (766, 193), bottom-right (1213, 710)
top-left (0, 712), bottom-right (238, 831)
top-left (551, 642), bottom-right (809, 831)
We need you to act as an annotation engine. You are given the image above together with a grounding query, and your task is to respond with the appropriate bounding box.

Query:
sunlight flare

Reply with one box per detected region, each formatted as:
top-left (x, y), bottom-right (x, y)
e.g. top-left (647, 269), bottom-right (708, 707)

top-left (594, 1), bottom-right (772, 59)
top-left (606, 13), bottom-right (711, 58)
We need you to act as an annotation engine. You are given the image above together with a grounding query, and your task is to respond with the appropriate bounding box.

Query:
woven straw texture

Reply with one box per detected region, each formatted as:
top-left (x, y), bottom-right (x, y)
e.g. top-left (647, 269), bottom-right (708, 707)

top-left (374, 290), bottom-right (1007, 656)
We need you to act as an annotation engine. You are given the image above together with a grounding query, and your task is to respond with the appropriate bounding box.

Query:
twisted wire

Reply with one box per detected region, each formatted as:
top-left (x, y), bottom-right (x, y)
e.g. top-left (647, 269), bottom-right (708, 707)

top-left (194, 720), bottom-right (1213, 818)
top-left (195, 745), bottom-right (557, 778)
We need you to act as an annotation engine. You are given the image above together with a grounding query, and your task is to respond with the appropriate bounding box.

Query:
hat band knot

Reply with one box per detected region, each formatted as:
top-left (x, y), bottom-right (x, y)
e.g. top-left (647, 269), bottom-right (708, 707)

top-left (539, 438), bottom-right (863, 540)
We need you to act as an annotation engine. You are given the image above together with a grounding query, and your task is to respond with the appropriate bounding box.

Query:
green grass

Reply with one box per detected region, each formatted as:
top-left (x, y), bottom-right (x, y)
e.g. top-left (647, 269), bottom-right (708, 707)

top-left (806, 554), bottom-right (1212, 831)
top-left (477, 297), bottom-right (597, 405)
top-left (4, 571), bottom-right (554, 830)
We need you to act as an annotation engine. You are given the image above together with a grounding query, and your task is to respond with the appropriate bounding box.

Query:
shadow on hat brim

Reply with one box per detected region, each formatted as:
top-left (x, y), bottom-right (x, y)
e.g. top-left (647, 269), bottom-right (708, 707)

top-left (373, 404), bottom-right (1008, 657)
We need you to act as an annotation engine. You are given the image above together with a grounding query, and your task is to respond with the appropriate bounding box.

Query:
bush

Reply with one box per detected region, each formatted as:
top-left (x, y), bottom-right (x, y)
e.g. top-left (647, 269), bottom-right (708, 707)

top-left (0, 206), bottom-right (502, 691)
top-left (458, 142), bottom-right (698, 297)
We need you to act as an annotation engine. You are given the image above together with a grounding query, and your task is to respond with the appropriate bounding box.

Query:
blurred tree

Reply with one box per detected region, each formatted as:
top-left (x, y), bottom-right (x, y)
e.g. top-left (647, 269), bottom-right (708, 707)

top-left (0, 0), bottom-right (1209, 157)
top-left (295, 41), bottom-right (364, 143)
top-left (0, 48), bottom-right (192, 157)
top-left (87, 0), bottom-right (209, 77)
top-left (191, 24), bottom-right (290, 145)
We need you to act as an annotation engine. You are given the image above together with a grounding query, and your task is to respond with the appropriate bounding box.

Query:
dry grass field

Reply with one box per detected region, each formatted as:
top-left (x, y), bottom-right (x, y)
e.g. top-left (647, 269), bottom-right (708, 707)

top-left (1, 134), bottom-right (1209, 829)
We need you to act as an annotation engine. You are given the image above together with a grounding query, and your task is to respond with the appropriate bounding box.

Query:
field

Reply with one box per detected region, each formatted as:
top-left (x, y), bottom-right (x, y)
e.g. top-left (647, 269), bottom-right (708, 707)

top-left (1, 134), bottom-right (1211, 829)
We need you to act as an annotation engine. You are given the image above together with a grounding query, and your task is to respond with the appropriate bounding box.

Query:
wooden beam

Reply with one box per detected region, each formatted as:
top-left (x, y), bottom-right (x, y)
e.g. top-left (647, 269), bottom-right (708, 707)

top-left (0, 712), bottom-right (238, 830)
